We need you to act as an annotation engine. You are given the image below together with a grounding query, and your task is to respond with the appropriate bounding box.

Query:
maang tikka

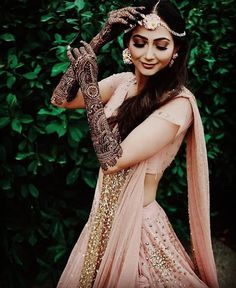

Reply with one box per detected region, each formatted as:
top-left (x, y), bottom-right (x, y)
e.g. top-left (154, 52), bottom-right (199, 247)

top-left (126, 0), bottom-right (186, 37)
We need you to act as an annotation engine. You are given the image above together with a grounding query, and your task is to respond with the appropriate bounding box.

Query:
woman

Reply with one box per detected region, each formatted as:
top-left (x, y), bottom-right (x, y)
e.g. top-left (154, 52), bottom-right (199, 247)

top-left (51, 0), bottom-right (219, 287)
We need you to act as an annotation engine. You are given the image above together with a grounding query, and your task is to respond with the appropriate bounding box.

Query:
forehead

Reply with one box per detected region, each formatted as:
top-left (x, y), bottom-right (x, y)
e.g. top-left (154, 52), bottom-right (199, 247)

top-left (131, 25), bottom-right (173, 42)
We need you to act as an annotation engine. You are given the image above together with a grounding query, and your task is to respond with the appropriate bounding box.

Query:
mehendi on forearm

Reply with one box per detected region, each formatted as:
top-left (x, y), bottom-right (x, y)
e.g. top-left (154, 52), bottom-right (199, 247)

top-left (78, 53), bottom-right (122, 170)
top-left (51, 7), bottom-right (144, 106)
top-left (51, 65), bottom-right (79, 105)
top-left (89, 7), bottom-right (144, 54)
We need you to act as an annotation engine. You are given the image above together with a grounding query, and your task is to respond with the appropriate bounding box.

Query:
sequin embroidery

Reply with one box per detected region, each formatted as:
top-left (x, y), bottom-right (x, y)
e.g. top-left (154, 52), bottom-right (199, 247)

top-left (78, 168), bottom-right (131, 287)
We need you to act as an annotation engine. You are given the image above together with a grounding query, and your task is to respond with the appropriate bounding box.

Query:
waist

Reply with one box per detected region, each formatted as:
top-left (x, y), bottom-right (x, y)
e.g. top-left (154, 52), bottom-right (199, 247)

top-left (143, 172), bottom-right (162, 206)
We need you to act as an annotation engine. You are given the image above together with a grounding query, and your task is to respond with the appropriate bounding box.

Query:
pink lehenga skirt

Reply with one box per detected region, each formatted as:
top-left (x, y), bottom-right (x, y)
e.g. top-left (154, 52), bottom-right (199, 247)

top-left (138, 200), bottom-right (208, 288)
top-left (57, 165), bottom-right (212, 287)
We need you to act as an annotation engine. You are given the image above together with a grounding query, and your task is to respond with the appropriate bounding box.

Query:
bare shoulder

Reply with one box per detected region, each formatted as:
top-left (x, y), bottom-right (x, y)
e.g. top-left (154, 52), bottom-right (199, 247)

top-left (98, 71), bottom-right (133, 104)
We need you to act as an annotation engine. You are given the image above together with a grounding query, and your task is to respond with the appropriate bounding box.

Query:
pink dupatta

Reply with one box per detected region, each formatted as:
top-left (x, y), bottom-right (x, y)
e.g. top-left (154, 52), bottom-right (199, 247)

top-left (185, 91), bottom-right (219, 288)
top-left (94, 90), bottom-right (219, 287)
top-left (57, 83), bottom-right (219, 288)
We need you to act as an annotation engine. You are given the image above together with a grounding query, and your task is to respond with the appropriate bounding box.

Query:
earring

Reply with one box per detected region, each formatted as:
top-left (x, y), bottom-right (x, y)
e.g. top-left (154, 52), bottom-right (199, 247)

top-left (122, 48), bottom-right (132, 65)
top-left (169, 52), bottom-right (178, 67)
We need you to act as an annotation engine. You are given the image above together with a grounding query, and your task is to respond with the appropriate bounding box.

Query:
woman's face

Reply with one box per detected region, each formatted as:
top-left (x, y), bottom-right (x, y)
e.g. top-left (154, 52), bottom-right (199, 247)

top-left (128, 23), bottom-right (176, 78)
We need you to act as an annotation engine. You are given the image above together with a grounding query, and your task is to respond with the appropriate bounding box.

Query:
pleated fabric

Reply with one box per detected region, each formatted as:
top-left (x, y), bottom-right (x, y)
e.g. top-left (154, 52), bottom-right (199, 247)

top-left (57, 75), bottom-right (219, 288)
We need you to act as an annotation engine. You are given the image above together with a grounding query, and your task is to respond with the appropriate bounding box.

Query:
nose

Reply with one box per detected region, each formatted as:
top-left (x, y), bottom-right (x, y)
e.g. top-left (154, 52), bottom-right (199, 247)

top-left (144, 45), bottom-right (155, 60)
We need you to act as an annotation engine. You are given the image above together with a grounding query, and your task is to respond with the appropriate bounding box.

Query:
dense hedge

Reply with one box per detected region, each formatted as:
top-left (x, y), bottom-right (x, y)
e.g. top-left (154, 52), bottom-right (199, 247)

top-left (0, 0), bottom-right (235, 287)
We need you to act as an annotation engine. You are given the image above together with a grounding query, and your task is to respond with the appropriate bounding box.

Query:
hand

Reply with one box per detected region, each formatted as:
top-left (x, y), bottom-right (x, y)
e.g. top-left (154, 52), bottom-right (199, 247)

top-left (90, 6), bottom-right (145, 54)
top-left (67, 41), bottom-right (98, 90)
top-left (67, 43), bottom-right (122, 170)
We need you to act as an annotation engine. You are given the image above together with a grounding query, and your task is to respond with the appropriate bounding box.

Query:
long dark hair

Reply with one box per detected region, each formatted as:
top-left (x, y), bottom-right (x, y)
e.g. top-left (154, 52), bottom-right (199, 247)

top-left (108, 0), bottom-right (190, 141)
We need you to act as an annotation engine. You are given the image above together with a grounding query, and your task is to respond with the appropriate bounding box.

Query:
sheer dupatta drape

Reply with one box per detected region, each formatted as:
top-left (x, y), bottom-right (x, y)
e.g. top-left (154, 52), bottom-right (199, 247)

top-left (185, 91), bottom-right (219, 288)
top-left (95, 90), bottom-right (219, 287)
top-left (57, 83), bottom-right (219, 288)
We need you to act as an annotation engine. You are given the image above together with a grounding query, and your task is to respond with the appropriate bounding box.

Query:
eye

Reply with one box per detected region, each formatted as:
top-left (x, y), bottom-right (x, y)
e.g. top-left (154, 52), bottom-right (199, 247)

top-left (156, 46), bottom-right (168, 51)
top-left (133, 43), bottom-right (145, 48)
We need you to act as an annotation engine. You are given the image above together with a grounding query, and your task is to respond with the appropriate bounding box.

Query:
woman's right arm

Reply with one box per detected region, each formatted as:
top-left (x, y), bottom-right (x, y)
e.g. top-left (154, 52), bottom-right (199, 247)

top-left (51, 6), bottom-right (143, 109)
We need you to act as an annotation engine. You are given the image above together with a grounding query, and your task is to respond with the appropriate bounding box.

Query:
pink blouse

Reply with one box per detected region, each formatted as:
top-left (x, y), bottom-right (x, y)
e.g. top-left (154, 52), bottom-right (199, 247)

top-left (103, 71), bottom-right (193, 175)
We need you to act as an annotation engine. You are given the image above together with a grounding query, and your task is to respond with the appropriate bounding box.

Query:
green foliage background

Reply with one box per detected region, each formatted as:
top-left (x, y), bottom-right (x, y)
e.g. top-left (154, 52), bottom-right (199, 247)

top-left (0, 0), bottom-right (235, 287)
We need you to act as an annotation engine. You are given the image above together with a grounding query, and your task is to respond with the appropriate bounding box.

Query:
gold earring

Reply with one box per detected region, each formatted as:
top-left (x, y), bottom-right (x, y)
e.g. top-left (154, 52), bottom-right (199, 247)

top-left (122, 48), bottom-right (132, 65)
top-left (169, 52), bottom-right (178, 67)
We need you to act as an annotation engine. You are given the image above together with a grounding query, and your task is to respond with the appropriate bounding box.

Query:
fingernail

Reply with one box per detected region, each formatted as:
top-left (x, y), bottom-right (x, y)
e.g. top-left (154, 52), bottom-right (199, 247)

top-left (67, 45), bottom-right (71, 50)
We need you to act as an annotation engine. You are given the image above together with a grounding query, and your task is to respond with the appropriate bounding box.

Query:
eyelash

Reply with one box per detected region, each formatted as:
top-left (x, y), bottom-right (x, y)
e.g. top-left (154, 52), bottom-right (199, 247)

top-left (133, 43), bottom-right (167, 50)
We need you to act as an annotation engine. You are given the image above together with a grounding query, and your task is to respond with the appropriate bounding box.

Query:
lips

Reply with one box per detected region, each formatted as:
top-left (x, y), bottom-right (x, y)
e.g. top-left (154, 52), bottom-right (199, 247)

top-left (141, 62), bottom-right (157, 69)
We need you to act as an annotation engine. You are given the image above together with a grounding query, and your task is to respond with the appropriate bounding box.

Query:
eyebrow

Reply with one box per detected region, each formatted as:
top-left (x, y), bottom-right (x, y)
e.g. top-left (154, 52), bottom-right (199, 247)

top-left (132, 34), bottom-right (170, 42)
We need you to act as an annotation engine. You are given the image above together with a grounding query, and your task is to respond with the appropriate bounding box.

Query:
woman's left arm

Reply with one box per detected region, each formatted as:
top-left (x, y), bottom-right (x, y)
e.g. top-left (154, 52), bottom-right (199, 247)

top-left (70, 41), bottom-right (192, 174)
top-left (109, 97), bottom-right (192, 173)
top-left (69, 41), bottom-right (123, 171)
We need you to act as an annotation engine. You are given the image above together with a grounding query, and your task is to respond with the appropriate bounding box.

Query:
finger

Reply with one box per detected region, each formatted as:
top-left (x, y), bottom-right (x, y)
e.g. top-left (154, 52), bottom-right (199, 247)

top-left (79, 46), bottom-right (86, 55)
top-left (113, 18), bottom-right (130, 27)
top-left (73, 48), bottom-right (81, 58)
top-left (117, 9), bottom-right (142, 23)
top-left (123, 6), bottom-right (145, 14)
top-left (125, 13), bottom-right (137, 22)
top-left (135, 6), bottom-right (146, 11)
top-left (67, 47), bottom-right (75, 62)
top-left (80, 41), bottom-right (95, 56)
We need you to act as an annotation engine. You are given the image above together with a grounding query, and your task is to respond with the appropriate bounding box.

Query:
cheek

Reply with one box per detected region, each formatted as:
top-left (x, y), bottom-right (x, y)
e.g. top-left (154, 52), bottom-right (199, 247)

top-left (157, 49), bottom-right (174, 63)
top-left (128, 45), bottom-right (142, 59)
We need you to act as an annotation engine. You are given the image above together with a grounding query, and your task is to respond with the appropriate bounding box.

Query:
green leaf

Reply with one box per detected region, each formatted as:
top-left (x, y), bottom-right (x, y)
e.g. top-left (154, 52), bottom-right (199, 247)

top-left (41, 14), bottom-right (54, 22)
top-left (0, 117), bottom-right (10, 129)
top-left (74, 0), bottom-right (85, 11)
top-left (0, 179), bottom-right (12, 190)
top-left (82, 170), bottom-right (97, 188)
top-left (18, 114), bottom-right (33, 124)
top-left (15, 152), bottom-right (34, 160)
top-left (65, 1), bottom-right (75, 10)
top-left (11, 119), bottom-right (22, 133)
top-left (20, 185), bottom-right (29, 198)
top-left (28, 184), bottom-right (39, 198)
top-left (38, 107), bottom-right (65, 116)
top-left (66, 18), bottom-right (78, 25)
top-left (68, 126), bottom-right (83, 142)
top-left (45, 121), bottom-right (67, 137)
top-left (28, 160), bottom-right (39, 175)
top-left (51, 62), bottom-right (69, 77)
top-left (7, 93), bottom-right (17, 107)
top-left (66, 167), bottom-right (80, 185)
top-left (52, 222), bottom-right (64, 239)
top-left (54, 246), bottom-right (67, 262)
top-left (0, 33), bottom-right (15, 41)
top-left (205, 134), bottom-right (211, 143)
top-left (22, 71), bottom-right (37, 80)
top-left (9, 55), bottom-right (18, 69)
top-left (7, 75), bottom-right (16, 88)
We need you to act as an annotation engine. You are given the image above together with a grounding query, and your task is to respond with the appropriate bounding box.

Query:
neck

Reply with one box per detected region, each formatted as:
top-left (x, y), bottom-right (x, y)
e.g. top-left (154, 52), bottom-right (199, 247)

top-left (135, 69), bottom-right (149, 92)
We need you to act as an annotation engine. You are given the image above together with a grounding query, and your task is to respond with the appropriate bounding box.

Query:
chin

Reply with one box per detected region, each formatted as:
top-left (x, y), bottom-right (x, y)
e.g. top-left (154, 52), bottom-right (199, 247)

top-left (139, 68), bottom-right (161, 77)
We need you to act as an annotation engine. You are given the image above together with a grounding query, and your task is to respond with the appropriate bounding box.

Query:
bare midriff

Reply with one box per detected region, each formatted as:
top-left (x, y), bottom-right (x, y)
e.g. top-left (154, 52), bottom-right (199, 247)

top-left (143, 173), bottom-right (162, 207)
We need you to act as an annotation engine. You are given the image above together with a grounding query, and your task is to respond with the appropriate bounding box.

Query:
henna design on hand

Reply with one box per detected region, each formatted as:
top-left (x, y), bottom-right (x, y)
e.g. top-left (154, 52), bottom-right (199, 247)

top-left (68, 41), bottom-right (122, 170)
top-left (50, 34), bottom-right (83, 105)
top-left (90, 6), bottom-right (145, 54)
top-left (51, 59), bottom-right (80, 105)
top-left (51, 7), bottom-right (144, 106)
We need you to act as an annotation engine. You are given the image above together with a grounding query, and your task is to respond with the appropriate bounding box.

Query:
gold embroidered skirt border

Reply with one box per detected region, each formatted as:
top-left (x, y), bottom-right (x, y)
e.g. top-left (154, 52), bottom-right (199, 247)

top-left (78, 169), bottom-right (131, 288)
